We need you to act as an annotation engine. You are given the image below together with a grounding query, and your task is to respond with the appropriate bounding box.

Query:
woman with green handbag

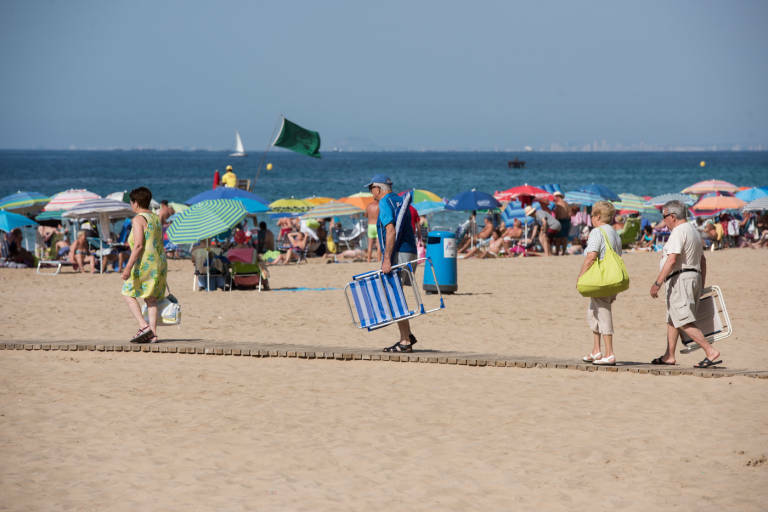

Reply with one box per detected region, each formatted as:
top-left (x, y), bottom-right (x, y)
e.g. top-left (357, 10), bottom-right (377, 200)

top-left (577, 201), bottom-right (625, 366)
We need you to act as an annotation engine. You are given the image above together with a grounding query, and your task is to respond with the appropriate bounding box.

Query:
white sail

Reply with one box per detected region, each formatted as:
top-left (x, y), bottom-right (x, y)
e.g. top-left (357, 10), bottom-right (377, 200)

top-left (230, 131), bottom-right (247, 157)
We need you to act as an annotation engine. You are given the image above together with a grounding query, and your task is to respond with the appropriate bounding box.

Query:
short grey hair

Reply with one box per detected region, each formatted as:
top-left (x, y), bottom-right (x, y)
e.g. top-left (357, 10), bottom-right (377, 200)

top-left (377, 183), bottom-right (392, 193)
top-left (662, 200), bottom-right (687, 220)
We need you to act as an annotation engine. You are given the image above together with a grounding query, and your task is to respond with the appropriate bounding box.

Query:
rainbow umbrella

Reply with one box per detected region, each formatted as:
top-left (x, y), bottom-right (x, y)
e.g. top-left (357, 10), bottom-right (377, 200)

top-left (681, 179), bottom-right (739, 195)
top-left (43, 189), bottom-right (101, 211)
top-left (398, 189), bottom-right (442, 203)
top-left (0, 191), bottom-right (49, 215)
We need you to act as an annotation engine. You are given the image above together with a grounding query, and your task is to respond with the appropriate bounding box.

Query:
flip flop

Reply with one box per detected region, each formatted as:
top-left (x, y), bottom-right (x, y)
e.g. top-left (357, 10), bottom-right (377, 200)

top-left (651, 356), bottom-right (675, 365)
top-left (694, 357), bottom-right (722, 368)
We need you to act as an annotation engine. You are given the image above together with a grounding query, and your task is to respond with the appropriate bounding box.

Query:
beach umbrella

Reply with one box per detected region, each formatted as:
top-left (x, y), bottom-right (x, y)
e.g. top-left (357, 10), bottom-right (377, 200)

top-left (574, 184), bottom-right (620, 201)
top-left (444, 189), bottom-right (501, 211)
top-left (494, 184), bottom-right (552, 202)
top-left (648, 192), bottom-right (697, 207)
top-left (564, 190), bottom-right (603, 206)
top-left (168, 202), bottom-right (189, 213)
top-left (303, 196), bottom-right (334, 206)
top-left (43, 189), bottom-right (100, 211)
top-left (0, 210), bottom-right (37, 232)
top-left (106, 191), bottom-right (129, 203)
top-left (613, 193), bottom-right (660, 218)
top-left (338, 192), bottom-right (375, 210)
top-left (0, 191), bottom-right (49, 215)
top-left (167, 199), bottom-right (247, 244)
top-left (734, 187), bottom-right (768, 202)
top-left (414, 201), bottom-right (446, 215)
top-left (691, 196), bottom-right (746, 213)
top-left (237, 198), bottom-right (269, 214)
top-left (35, 210), bottom-right (63, 222)
top-left (743, 196), bottom-right (768, 212)
top-left (186, 187), bottom-right (269, 206)
top-left (299, 200), bottom-right (364, 219)
top-left (681, 179), bottom-right (739, 195)
top-left (268, 197), bottom-right (313, 213)
top-left (398, 189), bottom-right (442, 203)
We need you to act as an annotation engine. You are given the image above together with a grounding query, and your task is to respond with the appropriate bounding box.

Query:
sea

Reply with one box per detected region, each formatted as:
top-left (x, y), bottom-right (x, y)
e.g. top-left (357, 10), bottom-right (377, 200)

top-left (2, 150), bottom-right (767, 231)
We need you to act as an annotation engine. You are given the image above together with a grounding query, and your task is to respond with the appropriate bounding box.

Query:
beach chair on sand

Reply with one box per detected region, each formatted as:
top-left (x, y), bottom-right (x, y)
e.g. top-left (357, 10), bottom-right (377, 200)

top-left (680, 285), bottom-right (733, 354)
top-left (36, 259), bottom-right (76, 275)
top-left (344, 258), bottom-right (445, 331)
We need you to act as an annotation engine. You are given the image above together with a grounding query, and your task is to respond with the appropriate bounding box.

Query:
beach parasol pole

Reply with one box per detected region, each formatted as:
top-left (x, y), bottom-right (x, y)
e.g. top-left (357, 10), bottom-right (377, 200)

top-left (251, 115), bottom-right (284, 190)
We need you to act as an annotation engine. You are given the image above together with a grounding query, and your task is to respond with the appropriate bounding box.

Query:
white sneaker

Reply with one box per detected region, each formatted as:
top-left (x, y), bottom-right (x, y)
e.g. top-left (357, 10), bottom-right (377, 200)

top-left (593, 355), bottom-right (616, 366)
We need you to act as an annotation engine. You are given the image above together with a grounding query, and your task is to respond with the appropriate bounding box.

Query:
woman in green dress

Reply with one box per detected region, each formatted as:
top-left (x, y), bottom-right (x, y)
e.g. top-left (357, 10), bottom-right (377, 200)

top-left (121, 187), bottom-right (168, 343)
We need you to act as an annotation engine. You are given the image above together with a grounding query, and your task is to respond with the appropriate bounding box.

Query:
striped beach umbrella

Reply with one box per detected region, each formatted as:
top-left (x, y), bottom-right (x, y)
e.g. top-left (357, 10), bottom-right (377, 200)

top-left (43, 189), bottom-right (101, 211)
top-left (681, 179), bottom-right (739, 195)
top-left (414, 201), bottom-right (446, 215)
top-left (574, 183), bottom-right (620, 201)
top-left (647, 193), bottom-right (697, 207)
top-left (303, 196), bottom-right (335, 206)
top-left (62, 198), bottom-right (135, 219)
top-left (167, 199), bottom-right (247, 244)
top-left (0, 191), bottom-right (49, 214)
top-left (300, 200), bottom-right (364, 219)
top-left (743, 196), bottom-right (768, 212)
top-left (564, 190), bottom-right (603, 206)
top-left (35, 210), bottom-right (63, 222)
top-left (613, 193), bottom-right (660, 218)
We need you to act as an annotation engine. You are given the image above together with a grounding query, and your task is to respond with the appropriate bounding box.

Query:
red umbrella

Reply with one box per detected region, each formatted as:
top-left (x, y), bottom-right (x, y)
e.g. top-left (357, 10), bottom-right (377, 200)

top-left (494, 184), bottom-right (553, 203)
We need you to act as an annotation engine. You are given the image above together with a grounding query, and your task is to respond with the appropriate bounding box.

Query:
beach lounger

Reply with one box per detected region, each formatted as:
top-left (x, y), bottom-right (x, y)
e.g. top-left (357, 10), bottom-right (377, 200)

top-left (36, 259), bottom-right (75, 275)
top-left (344, 258), bottom-right (445, 331)
top-left (680, 285), bottom-right (733, 354)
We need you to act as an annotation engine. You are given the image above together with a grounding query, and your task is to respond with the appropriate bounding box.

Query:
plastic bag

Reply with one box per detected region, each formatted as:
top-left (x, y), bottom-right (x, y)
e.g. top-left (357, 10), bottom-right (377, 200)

top-left (141, 294), bottom-right (181, 326)
top-left (577, 227), bottom-right (630, 297)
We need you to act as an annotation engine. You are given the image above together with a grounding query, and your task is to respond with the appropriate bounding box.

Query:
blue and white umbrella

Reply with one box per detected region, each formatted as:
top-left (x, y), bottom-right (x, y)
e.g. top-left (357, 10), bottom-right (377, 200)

top-left (564, 191), bottom-right (603, 206)
top-left (167, 199), bottom-right (247, 244)
top-left (648, 193), bottom-right (697, 207)
top-left (414, 200), bottom-right (446, 215)
top-left (574, 184), bottom-right (620, 202)
top-left (0, 210), bottom-right (37, 232)
top-left (735, 187), bottom-right (768, 203)
top-left (444, 189), bottom-right (501, 211)
top-left (743, 196), bottom-right (768, 212)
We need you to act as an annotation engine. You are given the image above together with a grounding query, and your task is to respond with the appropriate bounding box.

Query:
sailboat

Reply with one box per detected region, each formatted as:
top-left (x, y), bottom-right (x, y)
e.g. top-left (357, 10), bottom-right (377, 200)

top-left (229, 130), bottom-right (247, 157)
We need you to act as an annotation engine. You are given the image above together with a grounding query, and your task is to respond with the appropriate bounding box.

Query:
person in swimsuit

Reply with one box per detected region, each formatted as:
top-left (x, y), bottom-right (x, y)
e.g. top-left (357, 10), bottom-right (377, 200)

top-left (366, 200), bottom-right (379, 262)
top-left (68, 231), bottom-right (96, 273)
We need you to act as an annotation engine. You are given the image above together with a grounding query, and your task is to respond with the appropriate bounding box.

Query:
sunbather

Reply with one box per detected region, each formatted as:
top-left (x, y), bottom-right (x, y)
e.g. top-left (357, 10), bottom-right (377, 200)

top-left (69, 231), bottom-right (96, 273)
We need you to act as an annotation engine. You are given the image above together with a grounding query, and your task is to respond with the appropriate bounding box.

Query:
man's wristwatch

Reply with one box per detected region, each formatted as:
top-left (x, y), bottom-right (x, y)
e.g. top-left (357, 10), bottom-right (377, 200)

top-left (653, 280), bottom-right (662, 287)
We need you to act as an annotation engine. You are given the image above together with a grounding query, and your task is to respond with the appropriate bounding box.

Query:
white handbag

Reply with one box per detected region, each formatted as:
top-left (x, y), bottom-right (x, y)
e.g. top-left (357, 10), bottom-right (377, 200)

top-left (141, 285), bottom-right (181, 326)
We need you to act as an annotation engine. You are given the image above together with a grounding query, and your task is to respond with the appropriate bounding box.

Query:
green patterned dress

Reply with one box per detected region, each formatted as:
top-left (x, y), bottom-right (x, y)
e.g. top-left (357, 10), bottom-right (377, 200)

top-left (121, 212), bottom-right (167, 299)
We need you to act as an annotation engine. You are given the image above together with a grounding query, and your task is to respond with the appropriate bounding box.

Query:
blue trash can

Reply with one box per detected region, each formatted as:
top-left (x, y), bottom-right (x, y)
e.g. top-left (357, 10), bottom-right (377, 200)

top-left (423, 230), bottom-right (457, 294)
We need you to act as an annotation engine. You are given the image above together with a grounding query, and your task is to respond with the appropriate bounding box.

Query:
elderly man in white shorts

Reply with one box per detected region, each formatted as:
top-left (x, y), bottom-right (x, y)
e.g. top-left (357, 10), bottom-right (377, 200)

top-left (649, 200), bottom-right (722, 368)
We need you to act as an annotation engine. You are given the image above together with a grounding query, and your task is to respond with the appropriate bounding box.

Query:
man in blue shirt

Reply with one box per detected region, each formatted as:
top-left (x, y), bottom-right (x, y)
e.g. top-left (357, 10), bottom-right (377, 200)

top-left (367, 174), bottom-right (419, 353)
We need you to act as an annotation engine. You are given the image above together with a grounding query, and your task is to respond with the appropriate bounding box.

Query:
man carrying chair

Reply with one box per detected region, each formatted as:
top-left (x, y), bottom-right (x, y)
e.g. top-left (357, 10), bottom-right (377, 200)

top-left (367, 174), bottom-right (419, 353)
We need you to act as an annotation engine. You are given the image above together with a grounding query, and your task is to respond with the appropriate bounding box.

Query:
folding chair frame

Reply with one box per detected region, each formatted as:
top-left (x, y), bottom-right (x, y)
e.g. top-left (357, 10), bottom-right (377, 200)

top-left (228, 262), bottom-right (263, 292)
top-left (344, 257), bottom-right (445, 331)
top-left (680, 285), bottom-right (733, 353)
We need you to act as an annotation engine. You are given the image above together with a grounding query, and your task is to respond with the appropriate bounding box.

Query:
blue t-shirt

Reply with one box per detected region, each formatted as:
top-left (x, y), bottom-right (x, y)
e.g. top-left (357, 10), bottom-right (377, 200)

top-left (377, 192), bottom-right (417, 259)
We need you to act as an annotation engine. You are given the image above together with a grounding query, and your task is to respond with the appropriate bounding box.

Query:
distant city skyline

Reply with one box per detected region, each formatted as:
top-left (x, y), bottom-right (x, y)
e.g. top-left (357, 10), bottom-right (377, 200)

top-left (1, 1), bottom-right (766, 150)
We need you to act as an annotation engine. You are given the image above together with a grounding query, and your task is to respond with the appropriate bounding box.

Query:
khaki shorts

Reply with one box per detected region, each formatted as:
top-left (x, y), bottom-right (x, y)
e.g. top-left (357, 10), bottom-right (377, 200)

top-left (396, 252), bottom-right (417, 285)
top-left (666, 272), bottom-right (702, 328)
top-left (587, 295), bottom-right (615, 334)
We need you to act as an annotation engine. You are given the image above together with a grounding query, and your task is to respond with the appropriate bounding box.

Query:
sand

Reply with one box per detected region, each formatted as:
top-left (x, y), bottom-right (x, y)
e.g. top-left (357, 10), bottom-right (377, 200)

top-left (1, 249), bottom-right (767, 510)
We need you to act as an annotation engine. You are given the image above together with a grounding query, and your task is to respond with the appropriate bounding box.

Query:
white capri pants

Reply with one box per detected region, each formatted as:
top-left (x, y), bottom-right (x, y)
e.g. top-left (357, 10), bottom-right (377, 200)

top-left (587, 295), bottom-right (616, 335)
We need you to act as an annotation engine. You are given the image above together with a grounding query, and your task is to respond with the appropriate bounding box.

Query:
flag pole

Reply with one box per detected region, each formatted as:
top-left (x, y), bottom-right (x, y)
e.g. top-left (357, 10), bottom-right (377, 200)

top-left (251, 115), bottom-right (284, 190)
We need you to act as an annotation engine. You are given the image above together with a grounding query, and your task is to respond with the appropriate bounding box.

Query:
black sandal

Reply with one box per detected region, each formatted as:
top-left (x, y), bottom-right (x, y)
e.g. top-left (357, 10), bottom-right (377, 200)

top-left (130, 326), bottom-right (153, 344)
top-left (651, 356), bottom-right (675, 365)
top-left (383, 342), bottom-right (413, 353)
top-left (694, 357), bottom-right (722, 368)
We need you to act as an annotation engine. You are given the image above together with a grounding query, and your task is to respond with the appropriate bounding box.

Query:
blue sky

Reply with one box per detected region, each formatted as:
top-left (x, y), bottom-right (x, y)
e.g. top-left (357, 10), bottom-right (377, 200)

top-left (1, 0), bottom-right (766, 150)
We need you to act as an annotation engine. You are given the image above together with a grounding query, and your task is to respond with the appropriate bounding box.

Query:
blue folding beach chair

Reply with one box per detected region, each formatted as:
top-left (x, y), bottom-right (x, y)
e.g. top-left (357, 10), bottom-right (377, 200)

top-left (344, 257), bottom-right (445, 331)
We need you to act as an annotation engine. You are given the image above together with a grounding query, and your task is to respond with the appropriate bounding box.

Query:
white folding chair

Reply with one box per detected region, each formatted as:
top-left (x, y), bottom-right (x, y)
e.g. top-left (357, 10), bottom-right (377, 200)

top-left (344, 258), bottom-right (445, 331)
top-left (680, 285), bottom-right (733, 353)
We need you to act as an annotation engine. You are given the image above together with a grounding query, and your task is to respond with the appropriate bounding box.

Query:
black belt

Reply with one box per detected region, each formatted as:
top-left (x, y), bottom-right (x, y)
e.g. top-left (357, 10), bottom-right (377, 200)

top-left (665, 268), bottom-right (699, 282)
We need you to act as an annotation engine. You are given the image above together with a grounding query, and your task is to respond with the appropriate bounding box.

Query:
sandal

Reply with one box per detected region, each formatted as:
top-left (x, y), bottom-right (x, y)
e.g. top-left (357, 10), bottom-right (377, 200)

top-left (149, 336), bottom-right (159, 344)
top-left (383, 342), bottom-right (413, 353)
top-left (592, 354), bottom-right (616, 366)
top-left (694, 357), bottom-right (722, 368)
top-left (130, 326), bottom-right (153, 344)
top-left (408, 334), bottom-right (418, 346)
top-left (651, 356), bottom-right (675, 365)
top-left (582, 351), bottom-right (602, 362)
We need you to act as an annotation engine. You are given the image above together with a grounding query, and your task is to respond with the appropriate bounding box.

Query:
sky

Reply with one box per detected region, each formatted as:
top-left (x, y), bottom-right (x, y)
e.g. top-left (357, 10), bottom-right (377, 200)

top-left (1, 0), bottom-right (767, 150)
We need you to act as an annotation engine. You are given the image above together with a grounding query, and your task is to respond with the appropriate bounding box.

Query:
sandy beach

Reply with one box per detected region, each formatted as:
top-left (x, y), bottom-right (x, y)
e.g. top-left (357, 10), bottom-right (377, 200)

top-left (1, 249), bottom-right (767, 510)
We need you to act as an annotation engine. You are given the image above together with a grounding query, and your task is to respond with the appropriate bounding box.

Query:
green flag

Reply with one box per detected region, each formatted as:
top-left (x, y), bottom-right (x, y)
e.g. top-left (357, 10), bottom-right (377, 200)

top-left (272, 117), bottom-right (321, 158)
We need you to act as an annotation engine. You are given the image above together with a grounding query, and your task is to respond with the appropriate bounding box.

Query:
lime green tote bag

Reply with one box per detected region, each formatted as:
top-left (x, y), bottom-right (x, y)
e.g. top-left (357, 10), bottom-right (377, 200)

top-left (577, 227), bottom-right (630, 297)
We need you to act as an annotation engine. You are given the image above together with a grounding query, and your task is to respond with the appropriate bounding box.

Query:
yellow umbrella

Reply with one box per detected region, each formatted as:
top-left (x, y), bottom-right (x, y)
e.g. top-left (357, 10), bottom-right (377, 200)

top-left (268, 197), bottom-right (313, 213)
top-left (399, 189), bottom-right (443, 203)
top-left (303, 196), bottom-right (334, 206)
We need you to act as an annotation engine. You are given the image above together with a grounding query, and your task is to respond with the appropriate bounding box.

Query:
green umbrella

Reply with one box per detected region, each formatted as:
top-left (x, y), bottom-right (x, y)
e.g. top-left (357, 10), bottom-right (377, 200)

top-left (167, 199), bottom-right (247, 244)
top-left (613, 193), bottom-right (660, 218)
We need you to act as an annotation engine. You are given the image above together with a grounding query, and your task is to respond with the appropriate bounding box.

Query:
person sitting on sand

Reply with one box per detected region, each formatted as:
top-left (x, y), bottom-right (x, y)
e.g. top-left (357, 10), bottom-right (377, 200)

top-left (68, 231), bottom-right (96, 273)
top-left (462, 228), bottom-right (505, 258)
top-left (7, 228), bottom-right (36, 267)
top-left (274, 230), bottom-right (308, 264)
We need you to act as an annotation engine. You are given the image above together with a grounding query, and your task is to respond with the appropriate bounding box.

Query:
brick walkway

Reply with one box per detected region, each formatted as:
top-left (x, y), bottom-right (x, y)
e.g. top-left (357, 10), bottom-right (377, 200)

top-left (2, 340), bottom-right (766, 379)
